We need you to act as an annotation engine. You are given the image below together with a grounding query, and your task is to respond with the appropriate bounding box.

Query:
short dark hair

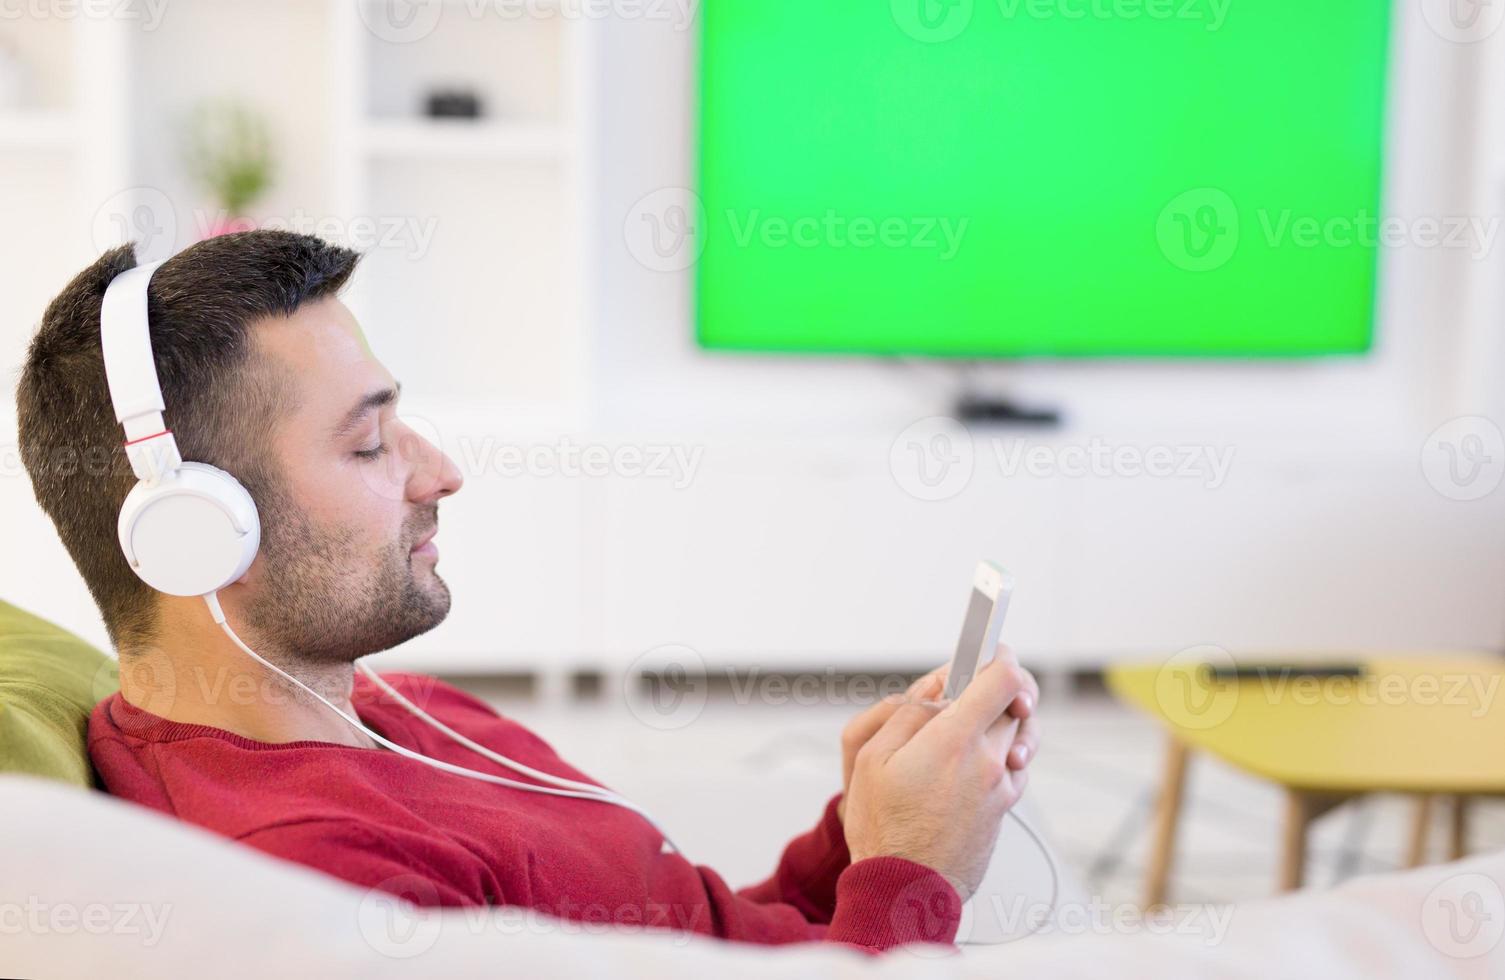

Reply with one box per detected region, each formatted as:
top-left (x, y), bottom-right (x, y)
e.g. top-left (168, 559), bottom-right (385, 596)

top-left (15, 231), bottom-right (361, 650)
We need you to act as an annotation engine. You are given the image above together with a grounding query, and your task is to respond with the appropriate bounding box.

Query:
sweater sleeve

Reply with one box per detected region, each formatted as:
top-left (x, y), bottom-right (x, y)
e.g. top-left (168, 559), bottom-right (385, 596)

top-left (735, 793), bottom-right (851, 922)
top-left (236, 818), bottom-right (489, 908)
top-left (716, 793), bottom-right (962, 951)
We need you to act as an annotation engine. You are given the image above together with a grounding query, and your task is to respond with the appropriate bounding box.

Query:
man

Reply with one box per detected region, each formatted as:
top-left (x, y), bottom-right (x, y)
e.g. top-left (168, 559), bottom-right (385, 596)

top-left (16, 231), bottom-right (1040, 952)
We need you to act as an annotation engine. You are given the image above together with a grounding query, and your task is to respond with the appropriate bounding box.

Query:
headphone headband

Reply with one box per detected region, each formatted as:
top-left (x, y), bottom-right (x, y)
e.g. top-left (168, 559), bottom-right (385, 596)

top-left (100, 260), bottom-right (181, 483)
top-left (98, 250), bottom-right (261, 597)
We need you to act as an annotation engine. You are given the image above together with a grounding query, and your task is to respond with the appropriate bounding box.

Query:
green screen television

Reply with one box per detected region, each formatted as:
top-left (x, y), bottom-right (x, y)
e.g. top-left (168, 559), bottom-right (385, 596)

top-left (695, 1), bottom-right (1393, 358)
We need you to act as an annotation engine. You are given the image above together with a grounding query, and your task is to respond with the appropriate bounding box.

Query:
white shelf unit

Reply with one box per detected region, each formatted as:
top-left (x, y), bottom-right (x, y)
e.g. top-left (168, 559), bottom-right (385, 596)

top-left (330, 0), bottom-right (597, 426)
top-left (0, 109), bottom-right (77, 149)
top-left (0, 17), bottom-right (133, 654)
top-left (0, 16), bottom-right (130, 385)
top-left (359, 119), bottom-right (572, 161)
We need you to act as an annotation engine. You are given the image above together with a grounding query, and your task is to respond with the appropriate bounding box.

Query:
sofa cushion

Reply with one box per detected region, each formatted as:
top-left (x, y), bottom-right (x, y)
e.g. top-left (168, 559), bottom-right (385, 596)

top-left (3, 771), bottom-right (1500, 977)
top-left (0, 599), bottom-right (117, 786)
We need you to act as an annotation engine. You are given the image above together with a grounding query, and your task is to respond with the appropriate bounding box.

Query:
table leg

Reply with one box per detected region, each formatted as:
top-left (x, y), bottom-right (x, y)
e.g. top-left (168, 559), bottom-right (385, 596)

top-left (1450, 795), bottom-right (1470, 861)
top-left (1144, 736), bottom-right (1190, 910)
top-left (1407, 795), bottom-right (1434, 868)
top-left (1280, 790), bottom-right (1312, 892)
top-left (1280, 791), bottom-right (1354, 891)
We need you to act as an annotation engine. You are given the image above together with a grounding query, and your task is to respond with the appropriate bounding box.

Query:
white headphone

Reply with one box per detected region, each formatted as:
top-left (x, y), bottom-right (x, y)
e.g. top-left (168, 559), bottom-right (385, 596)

top-left (101, 260), bottom-right (261, 597)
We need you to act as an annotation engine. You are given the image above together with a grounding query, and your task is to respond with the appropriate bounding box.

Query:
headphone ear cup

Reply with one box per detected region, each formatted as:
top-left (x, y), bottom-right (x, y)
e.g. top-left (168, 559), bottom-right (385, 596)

top-left (118, 462), bottom-right (261, 597)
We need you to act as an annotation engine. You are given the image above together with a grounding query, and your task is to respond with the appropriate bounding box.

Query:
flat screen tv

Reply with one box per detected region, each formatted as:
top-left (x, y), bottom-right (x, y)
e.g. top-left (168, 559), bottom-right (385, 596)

top-left (695, 2), bottom-right (1393, 357)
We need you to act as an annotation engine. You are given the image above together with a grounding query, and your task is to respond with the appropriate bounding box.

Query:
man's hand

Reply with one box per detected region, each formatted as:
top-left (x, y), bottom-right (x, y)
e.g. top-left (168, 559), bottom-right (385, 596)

top-left (837, 649), bottom-right (1038, 822)
top-left (839, 656), bottom-right (1039, 903)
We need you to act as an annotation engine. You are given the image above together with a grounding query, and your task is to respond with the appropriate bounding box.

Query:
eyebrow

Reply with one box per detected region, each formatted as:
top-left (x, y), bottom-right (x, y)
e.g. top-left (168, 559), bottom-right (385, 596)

top-left (331, 381), bottom-right (401, 441)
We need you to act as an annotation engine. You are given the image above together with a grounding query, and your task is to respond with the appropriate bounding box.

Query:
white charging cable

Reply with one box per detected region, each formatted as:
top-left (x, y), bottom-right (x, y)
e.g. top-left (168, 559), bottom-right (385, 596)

top-left (202, 593), bottom-right (680, 851)
top-left (979, 809), bottom-right (1060, 944)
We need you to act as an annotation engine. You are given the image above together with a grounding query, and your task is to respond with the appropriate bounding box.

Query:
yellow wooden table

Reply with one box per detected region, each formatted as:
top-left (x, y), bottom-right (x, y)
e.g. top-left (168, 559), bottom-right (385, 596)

top-left (1107, 654), bottom-right (1505, 907)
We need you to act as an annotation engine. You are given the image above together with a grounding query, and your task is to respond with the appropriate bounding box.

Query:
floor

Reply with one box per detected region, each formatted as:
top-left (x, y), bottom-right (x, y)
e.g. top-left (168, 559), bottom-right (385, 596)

top-left (457, 676), bottom-right (1505, 915)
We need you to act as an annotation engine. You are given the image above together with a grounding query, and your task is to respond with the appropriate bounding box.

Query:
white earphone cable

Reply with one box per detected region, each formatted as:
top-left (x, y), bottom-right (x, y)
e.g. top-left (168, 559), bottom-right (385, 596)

top-left (202, 593), bottom-right (679, 851)
top-left (352, 659), bottom-right (610, 799)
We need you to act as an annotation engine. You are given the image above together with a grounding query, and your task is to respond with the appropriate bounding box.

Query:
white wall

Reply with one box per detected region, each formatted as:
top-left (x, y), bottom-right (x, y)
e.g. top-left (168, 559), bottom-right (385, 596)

top-left (565, 1), bottom-right (1505, 669)
top-left (2, 2), bottom-right (1502, 675)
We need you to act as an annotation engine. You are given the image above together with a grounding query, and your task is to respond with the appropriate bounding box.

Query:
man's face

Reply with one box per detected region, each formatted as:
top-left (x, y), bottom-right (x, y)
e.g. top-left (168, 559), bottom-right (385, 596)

top-left (236, 296), bottom-right (464, 663)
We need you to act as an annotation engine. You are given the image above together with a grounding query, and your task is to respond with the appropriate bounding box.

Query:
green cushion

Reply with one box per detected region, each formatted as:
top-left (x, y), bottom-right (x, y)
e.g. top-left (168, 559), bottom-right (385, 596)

top-left (0, 599), bottom-right (118, 787)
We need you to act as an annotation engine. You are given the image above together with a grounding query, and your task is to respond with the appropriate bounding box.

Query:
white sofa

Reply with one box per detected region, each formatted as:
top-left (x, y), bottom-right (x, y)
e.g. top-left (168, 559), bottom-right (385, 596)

top-left (5, 774), bottom-right (1502, 979)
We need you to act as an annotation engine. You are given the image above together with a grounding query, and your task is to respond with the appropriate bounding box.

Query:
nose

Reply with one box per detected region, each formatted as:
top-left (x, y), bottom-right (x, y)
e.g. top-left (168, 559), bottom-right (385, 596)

top-left (400, 423), bottom-right (463, 502)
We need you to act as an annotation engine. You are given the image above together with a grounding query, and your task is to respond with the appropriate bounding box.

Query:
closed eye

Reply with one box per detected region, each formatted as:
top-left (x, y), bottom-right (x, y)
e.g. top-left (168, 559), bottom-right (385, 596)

top-left (354, 444), bottom-right (389, 461)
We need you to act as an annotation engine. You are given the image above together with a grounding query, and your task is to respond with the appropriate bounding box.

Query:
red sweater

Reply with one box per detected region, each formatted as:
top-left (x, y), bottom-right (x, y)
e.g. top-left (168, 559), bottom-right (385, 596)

top-left (88, 671), bottom-right (961, 951)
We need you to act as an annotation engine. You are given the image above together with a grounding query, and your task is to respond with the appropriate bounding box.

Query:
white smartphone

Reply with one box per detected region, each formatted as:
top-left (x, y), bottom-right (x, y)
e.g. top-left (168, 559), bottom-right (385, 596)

top-left (942, 561), bottom-right (1015, 701)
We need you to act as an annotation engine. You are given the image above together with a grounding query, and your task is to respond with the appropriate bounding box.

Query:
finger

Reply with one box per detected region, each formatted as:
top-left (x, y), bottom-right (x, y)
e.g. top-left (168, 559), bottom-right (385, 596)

top-left (842, 704), bottom-right (892, 756)
top-left (862, 699), bottom-right (948, 760)
top-left (937, 656), bottom-right (1028, 736)
top-left (1006, 666), bottom-right (1039, 720)
top-left (1009, 766), bottom-right (1030, 801)
top-left (905, 663), bottom-right (950, 702)
top-left (984, 713), bottom-right (1021, 761)
top-left (1007, 716), bottom-right (1039, 770)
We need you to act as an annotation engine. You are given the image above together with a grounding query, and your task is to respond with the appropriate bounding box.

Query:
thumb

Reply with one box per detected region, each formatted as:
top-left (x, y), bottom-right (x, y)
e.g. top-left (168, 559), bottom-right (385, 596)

top-left (862, 699), bottom-right (947, 761)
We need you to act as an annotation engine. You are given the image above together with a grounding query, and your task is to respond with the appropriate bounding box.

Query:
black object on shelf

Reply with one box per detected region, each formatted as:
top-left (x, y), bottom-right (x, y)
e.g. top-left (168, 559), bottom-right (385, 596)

top-left (425, 89), bottom-right (483, 119)
top-left (954, 394), bottom-right (1062, 427)
top-left (1203, 663), bottom-right (1366, 683)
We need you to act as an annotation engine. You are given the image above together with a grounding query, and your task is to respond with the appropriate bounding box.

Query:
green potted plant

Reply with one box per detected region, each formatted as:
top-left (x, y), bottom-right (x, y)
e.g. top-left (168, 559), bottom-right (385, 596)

top-left (182, 99), bottom-right (275, 238)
